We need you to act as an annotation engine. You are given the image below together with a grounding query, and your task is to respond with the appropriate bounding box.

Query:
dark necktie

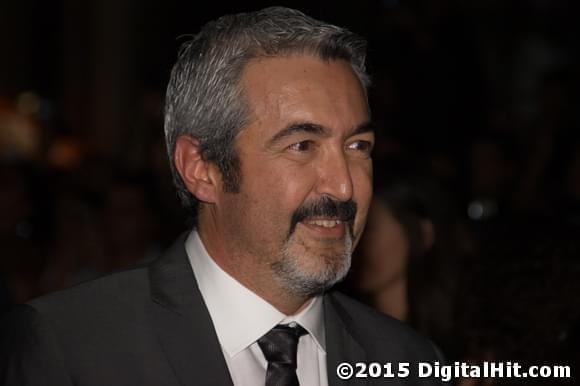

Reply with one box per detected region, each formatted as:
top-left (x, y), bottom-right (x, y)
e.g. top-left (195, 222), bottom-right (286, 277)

top-left (257, 323), bottom-right (307, 386)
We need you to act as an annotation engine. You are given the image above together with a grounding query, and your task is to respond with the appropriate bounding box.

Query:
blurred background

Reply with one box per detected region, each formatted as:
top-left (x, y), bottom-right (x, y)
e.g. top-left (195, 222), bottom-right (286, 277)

top-left (1, 0), bottom-right (579, 381)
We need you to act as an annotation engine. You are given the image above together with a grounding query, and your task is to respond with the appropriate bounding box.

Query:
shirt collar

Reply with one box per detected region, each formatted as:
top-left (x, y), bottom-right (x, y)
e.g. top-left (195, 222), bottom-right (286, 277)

top-left (185, 230), bottom-right (326, 357)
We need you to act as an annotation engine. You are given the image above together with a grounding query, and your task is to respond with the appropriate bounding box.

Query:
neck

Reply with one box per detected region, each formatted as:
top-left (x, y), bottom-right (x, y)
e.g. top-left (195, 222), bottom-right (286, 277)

top-left (372, 278), bottom-right (408, 321)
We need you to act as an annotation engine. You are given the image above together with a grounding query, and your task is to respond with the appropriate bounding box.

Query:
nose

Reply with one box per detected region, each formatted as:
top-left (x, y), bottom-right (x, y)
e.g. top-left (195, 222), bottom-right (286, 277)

top-left (315, 148), bottom-right (354, 202)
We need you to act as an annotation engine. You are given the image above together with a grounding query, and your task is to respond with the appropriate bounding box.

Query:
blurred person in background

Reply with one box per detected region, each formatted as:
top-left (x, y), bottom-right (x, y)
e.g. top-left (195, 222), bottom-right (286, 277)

top-left (348, 169), bottom-right (464, 359)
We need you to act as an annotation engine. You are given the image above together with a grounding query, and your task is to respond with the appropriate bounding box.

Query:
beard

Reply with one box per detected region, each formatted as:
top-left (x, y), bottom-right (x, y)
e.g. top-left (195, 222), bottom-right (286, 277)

top-left (270, 197), bottom-right (357, 297)
top-left (271, 229), bottom-right (353, 297)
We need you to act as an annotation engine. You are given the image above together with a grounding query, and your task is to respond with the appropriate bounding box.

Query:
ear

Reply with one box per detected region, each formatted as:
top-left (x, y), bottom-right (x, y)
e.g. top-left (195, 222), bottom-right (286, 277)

top-left (174, 135), bottom-right (219, 203)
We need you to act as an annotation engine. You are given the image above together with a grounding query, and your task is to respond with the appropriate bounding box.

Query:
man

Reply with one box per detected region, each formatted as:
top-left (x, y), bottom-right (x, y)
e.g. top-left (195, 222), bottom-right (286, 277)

top-left (1, 7), bottom-right (444, 386)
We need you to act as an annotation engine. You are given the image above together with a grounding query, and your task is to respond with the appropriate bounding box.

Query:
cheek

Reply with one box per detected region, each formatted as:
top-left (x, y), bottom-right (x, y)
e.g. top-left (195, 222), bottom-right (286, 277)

top-left (240, 161), bottom-right (316, 228)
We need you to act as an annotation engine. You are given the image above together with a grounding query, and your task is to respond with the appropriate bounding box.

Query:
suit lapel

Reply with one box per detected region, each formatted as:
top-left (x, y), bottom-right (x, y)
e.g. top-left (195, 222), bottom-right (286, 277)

top-left (148, 234), bottom-right (233, 386)
top-left (324, 293), bottom-right (368, 386)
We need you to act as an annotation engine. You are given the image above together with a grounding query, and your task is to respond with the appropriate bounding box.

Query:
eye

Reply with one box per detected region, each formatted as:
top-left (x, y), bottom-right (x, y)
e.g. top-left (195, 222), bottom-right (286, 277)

top-left (288, 140), bottom-right (314, 152)
top-left (347, 140), bottom-right (373, 154)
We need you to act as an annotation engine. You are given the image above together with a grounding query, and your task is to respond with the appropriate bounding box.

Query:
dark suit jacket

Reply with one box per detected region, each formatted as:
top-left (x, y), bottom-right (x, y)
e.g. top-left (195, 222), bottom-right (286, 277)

top-left (1, 235), bottom-right (444, 385)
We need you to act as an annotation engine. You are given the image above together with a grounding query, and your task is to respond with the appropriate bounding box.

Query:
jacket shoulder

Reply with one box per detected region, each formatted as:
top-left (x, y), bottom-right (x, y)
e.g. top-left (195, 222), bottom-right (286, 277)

top-left (30, 266), bottom-right (150, 316)
top-left (18, 266), bottom-right (153, 351)
top-left (0, 304), bottom-right (75, 385)
top-left (327, 291), bottom-right (443, 362)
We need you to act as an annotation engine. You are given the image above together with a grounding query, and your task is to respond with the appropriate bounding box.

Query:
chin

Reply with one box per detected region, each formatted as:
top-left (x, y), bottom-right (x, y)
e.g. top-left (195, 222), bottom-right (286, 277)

top-left (272, 236), bottom-right (353, 297)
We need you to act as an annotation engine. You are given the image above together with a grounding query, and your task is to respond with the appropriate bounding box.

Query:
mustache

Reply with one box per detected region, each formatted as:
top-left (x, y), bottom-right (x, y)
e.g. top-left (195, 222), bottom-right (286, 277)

top-left (289, 196), bottom-right (357, 235)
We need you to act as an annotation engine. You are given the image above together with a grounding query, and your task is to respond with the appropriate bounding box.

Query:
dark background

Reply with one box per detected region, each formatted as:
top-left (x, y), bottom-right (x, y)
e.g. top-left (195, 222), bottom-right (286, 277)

top-left (1, 0), bottom-right (580, 373)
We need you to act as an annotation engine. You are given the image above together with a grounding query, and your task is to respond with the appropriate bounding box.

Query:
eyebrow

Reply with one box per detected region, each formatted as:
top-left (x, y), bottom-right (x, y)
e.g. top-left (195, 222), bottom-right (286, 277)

top-left (268, 121), bottom-right (374, 146)
top-left (268, 122), bottom-right (326, 146)
top-left (351, 121), bottom-right (374, 136)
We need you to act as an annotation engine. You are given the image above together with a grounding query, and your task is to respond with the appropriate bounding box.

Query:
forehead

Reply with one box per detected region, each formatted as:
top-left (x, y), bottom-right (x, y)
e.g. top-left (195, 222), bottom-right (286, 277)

top-left (239, 55), bottom-right (369, 138)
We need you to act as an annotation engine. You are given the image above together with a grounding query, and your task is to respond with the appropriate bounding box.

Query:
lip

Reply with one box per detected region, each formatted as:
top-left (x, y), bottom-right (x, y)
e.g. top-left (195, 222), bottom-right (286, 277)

top-left (298, 218), bottom-right (347, 238)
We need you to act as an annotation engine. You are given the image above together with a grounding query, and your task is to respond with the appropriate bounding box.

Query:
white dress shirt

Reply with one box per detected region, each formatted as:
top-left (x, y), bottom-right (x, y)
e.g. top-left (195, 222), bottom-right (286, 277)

top-left (185, 231), bottom-right (329, 386)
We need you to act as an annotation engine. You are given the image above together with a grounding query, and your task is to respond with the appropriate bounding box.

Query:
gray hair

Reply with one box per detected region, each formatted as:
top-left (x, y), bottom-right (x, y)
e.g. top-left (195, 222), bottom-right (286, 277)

top-left (164, 6), bottom-right (369, 225)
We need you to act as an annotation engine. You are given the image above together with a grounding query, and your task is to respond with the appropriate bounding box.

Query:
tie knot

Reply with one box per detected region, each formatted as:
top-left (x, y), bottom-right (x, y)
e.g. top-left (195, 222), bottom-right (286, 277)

top-left (258, 324), bottom-right (307, 366)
